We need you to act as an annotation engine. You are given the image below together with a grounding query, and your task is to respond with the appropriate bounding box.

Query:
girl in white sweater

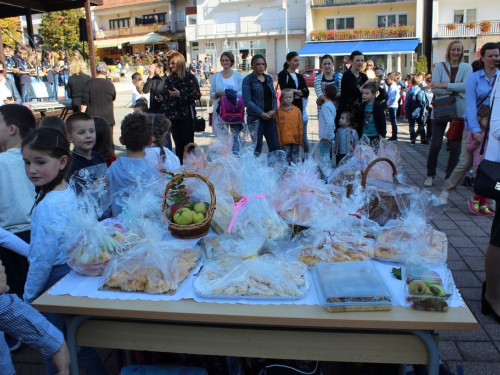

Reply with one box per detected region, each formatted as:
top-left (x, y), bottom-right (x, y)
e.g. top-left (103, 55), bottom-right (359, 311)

top-left (318, 84), bottom-right (337, 160)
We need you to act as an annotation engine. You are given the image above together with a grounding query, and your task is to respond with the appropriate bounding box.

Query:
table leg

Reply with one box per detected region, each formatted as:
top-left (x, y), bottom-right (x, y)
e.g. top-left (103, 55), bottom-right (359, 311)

top-left (67, 315), bottom-right (91, 375)
top-left (407, 330), bottom-right (440, 375)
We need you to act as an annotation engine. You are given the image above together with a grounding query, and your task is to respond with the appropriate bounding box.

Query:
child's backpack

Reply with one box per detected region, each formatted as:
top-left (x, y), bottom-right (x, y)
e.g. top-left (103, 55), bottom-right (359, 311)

top-left (219, 95), bottom-right (245, 124)
top-left (333, 72), bottom-right (343, 93)
top-left (407, 88), bottom-right (426, 120)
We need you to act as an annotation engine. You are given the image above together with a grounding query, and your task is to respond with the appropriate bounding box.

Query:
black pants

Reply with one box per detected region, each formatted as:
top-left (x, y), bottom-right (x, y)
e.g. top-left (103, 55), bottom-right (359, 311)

top-left (171, 119), bottom-right (194, 164)
top-left (408, 117), bottom-right (426, 142)
top-left (336, 153), bottom-right (346, 166)
top-left (0, 230), bottom-right (30, 299)
top-left (426, 120), bottom-right (461, 179)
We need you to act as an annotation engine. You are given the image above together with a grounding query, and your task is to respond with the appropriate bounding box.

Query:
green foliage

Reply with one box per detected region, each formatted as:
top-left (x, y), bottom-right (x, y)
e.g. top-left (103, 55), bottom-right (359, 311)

top-left (414, 55), bottom-right (429, 75)
top-left (166, 173), bottom-right (190, 206)
top-left (0, 18), bottom-right (22, 48)
top-left (39, 9), bottom-right (85, 52)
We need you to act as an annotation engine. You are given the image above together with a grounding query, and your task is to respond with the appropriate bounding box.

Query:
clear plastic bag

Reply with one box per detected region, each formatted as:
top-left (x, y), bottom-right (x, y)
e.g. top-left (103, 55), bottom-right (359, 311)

top-left (69, 164), bottom-right (111, 218)
top-left (193, 236), bottom-right (309, 299)
top-left (99, 221), bottom-right (201, 294)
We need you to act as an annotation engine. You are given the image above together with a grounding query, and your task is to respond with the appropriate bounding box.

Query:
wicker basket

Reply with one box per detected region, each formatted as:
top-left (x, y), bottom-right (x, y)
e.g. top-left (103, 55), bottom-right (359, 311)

top-left (361, 158), bottom-right (403, 225)
top-left (162, 172), bottom-right (216, 239)
top-left (183, 143), bottom-right (207, 168)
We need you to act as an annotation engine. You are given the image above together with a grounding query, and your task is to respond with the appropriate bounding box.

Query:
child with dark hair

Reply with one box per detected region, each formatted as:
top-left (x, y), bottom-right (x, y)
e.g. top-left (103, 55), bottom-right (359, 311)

top-left (40, 116), bottom-right (66, 135)
top-left (318, 84), bottom-right (337, 160)
top-left (107, 113), bottom-right (158, 217)
top-left (333, 111), bottom-right (359, 165)
top-left (65, 112), bottom-right (105, 177)
top-left (360, 82), bottom-right (387, 150)
top-left (92, 116), bottom-right (116, 167)
top-left (21, 127), bottom-right (107, 374)
top-left (133, 100), bottom-right (148, 114)
top-left (145, 114), bottom-right (180, 171)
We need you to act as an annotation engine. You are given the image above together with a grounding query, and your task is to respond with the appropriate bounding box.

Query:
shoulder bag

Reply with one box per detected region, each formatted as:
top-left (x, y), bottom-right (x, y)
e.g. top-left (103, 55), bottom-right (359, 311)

top-left (432, 63), bottom-right (457, 123)
top-left (474, 97), bottom-right (500, 200)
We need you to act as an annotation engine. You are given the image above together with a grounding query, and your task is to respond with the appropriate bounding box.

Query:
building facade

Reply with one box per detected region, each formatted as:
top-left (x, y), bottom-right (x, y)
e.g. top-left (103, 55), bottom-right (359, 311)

top-left (185, 0), bottom-right (307, 75)
top-left (300, 0), bottom-right (423, 75)
top-left (431, 0), bottom-right (500, 65)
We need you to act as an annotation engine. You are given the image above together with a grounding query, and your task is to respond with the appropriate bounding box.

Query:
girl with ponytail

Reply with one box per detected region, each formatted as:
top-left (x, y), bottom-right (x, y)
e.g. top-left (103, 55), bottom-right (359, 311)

top-left (21, 127), bottom-right (107, 374)
top-left (145, 113), bottom-right (181, 171)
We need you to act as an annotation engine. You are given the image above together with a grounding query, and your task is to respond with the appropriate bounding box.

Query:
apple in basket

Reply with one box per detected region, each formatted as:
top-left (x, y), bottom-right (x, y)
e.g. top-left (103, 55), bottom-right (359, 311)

top-left (193, 212), bottom-right (205, 224)
top-left (165, 204), bottom-right (184, 220)
top-left (173, 208), bottom-right (195, 225)
top-left (194, 201), bottom-right (208, 215)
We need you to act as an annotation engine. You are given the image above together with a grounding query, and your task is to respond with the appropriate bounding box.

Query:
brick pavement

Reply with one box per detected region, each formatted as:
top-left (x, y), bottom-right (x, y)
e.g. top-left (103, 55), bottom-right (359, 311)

top-left (10, 87), bottom-right (498, 375)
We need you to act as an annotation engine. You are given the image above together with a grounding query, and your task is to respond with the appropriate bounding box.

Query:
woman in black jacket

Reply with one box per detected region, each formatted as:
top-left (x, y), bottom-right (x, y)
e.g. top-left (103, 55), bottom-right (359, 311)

top-left (67, 58), bottom-right (91, 112)
top-left (143, 59), bottom-right (167, 114)
top-left (278, 51), bottom-right (310, 153)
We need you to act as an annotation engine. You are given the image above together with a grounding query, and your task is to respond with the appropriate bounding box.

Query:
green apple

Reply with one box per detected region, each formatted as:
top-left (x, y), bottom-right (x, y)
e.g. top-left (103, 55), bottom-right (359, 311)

top-left (193, 212), bottom-right (205, 224)
top-left (193, 201), bottom-right (208, 215)
top-left (173, 208), bottom-right (194, 225)
top-left (408, 280), bottom-right (427, 295)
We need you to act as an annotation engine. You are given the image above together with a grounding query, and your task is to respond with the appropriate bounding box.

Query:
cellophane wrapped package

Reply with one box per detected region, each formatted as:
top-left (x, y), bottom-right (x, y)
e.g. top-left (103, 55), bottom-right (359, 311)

top-left (99, 219), bottom-right (200, 294)
top-left (227, 153), bottom-right (290, 240)
top-left (273, 158), bottom-right (335, 227)
top-left (182, 144), bottom-right (206, 173)
top-left (373, 190), bottom-right (448, 263)
top-left (194, 235), bottom-right (309, 299)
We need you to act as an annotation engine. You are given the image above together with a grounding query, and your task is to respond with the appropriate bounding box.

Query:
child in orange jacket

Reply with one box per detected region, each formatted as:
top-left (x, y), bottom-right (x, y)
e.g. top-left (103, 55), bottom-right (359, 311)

top-left (275, 89), bottom-right (303, 164)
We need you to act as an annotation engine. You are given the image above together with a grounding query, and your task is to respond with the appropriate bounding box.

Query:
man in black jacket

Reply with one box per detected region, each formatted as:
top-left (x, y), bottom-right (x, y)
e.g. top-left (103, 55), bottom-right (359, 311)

top-left (143, 60), bottom-right (166, 113)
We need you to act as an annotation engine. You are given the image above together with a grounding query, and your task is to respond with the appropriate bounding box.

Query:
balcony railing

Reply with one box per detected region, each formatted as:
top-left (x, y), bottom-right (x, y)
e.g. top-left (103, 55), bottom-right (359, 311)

top-left (310, 26), bottom-right (415, 41)
top-left (436, 21), bottom-right (500, 38)
top-left (96, 24), bottom-right (168, 39)
top-left (195, 18), bottom-right (305, 39)
top-left (311, 0), bottom-right (408, 6)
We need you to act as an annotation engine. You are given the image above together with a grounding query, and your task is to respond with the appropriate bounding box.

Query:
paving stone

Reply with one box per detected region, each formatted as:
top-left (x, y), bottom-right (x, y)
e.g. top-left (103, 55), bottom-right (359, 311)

top-left (442, 229), bottom-right (468, 238)
top-left (439, 341), bottom-right (464, 361)
top-left (456, 341), bottom-right (500, 361)
top-left (448, 236), bottom-right (476, 248)
top-left (466, 300), bottom-right (500, 326)
top-left (475, 271), bottom-right (486, 282)
top-left (438, 323), bottom-right (489, 341)
top-left (460, 225), bottom-right (489, 237)
top-left (445, 361), bottom-right (500, 374)
top-left (469, 236), bottom-right (491, 246)
top-left (455, 247), bottom-right (484, 257)
top-left (445, 212), bottom-right (471, 221)
top-left (451, 271), bottom-right (481, 288)
top-left (483, 324), bottom-right (500, 341)
top-left (458, 287), bottom-right (482, 301)
top-left (447, 247), bottom-right (462, 261)
top-left (447, 260), bottom-right (469, 271)
top-left (462, 257), bottom-right (484, 271)
top-left (471, 216), bottom-right (494, 227)
top-left (432, 220), bottom-right (459, 231)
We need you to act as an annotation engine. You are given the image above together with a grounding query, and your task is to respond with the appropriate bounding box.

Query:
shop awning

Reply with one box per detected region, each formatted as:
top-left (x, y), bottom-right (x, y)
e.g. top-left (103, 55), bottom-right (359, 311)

top-left (298, 38), bottom-right (420, 56)
top-left (94, 37), bottom-right (136, 49)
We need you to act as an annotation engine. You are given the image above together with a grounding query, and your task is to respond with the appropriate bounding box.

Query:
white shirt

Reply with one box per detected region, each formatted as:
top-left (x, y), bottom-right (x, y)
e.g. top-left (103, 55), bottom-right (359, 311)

top-left (289, 73), bottom-right (299, 88)
top-left (222, 76), bottom-right (236, 91)
top-left (0, 79), bottom-right (11, 106)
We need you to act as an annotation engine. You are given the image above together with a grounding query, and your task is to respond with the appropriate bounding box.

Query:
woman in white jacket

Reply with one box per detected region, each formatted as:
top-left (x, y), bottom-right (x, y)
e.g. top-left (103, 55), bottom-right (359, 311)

top-left (210, 52), bottom-right (244, 152)
top-left (483, 77), bottom-right (500, 324)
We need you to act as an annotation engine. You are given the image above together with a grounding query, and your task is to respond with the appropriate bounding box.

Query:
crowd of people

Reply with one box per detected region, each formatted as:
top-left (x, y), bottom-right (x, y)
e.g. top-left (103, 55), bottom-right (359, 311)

top-left (1, 40), bottom-right (500, 374)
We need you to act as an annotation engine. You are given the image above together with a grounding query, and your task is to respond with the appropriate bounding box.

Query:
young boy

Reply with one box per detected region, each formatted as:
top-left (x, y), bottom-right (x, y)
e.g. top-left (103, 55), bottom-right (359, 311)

top-left (66, 112), bottom-right (105, 177)
top-left (107, 113), bottom-right (157, 217)
top-left (361, 82), bottom-right (387, 147)
top-left (404, 76), bottom-right (428, 145)
top-left (318, 85), bottom-right (337, 161)
top-left (133, 100), bottom-right (148, 114)
top-left (385, 72), bottom-right (400, 141)
top-left (275, 89), bottom-right (303, 164)
top-left (0, 104), bottom-right (36, 350)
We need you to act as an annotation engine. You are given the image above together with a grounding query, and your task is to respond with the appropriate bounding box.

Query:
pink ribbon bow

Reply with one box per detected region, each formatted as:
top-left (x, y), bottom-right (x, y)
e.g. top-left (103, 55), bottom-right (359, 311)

top-left (227, 194), bottom-right (266, 233)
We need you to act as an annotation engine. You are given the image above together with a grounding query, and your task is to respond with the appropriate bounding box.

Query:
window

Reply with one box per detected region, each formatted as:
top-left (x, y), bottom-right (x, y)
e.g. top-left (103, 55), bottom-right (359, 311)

top-left (377, 14), bottom-right (407, 27)
top-left (136, 13), bottom-right (167, 26)
top-left (326, 17), bottom-right (354, 30)
top-left (187, 15), bottom-right (197, 25)
top-left (177, 11), bottom-right (186, 23)
top-left (454, 10), bottom-right (464, 23)
top-left (109, 18), bottom-right (130, 29)
top-left (454, 9), bottom-right (476, 23)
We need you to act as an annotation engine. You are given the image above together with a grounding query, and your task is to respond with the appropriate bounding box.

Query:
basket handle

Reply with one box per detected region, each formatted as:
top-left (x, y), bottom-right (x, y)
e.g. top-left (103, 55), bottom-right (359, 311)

top-left (361, 157), bottom-right (397, 188)
top-left (183, 143), bottom-right (207, 167)
top-left (161, 172), bottom-right (217, 218)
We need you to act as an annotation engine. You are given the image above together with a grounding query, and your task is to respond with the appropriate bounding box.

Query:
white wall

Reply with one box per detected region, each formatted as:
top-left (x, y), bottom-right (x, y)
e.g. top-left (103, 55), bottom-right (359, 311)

top-left (436, 0), bottom-right (500, 24)
top-left (275, 37), bottom-right (305, 73)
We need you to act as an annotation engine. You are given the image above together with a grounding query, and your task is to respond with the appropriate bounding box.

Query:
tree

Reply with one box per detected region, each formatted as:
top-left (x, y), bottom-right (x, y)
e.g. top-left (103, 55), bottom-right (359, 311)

top-left (38, 9), bottom-right (84, 52)
top-left (0, 17), bottom-right (22, 48)
top-left (414, 55), bottom-right (429, 74)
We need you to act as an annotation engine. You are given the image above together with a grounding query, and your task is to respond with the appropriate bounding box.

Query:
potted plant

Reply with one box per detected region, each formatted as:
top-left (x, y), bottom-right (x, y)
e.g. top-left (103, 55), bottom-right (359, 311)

top-left (310, 31), bottom-right (319, 41)
top-left (480, 20), bottom-right (492, 33)
top-left (446, 23), bottom-right (458, 31)
top-left (466, 21), bottom-right (476, 29)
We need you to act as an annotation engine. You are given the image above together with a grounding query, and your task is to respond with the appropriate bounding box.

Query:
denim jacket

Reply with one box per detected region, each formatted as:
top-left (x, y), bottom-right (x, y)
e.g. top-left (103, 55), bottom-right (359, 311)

top-left (242, 73), bottom-right (277, 122)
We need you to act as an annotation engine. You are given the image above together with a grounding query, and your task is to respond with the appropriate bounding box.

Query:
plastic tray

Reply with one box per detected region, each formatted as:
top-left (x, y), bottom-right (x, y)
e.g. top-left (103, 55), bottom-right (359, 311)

top-left (312, 261), bottom-right (394, 312)
top-left (211, 216), bottom-right (232, 236)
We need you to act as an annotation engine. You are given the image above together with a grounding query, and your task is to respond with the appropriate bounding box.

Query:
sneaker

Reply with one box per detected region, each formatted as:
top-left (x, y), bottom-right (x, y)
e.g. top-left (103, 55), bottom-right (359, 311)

top-left (424, 177), bottom-right (433, 187)
top-left (410, 140), bottom-right (416, 145)
top-left (421, 140), bottom-right (429, 145)
top-left (6, 337), bottom-right (21, 352)
top-left (479, 205), bottom-right (495, 216)
top-left (462, 176), bottom-right (471, 186)
top-left (469, 197), bottom-right (480, 214)
top-left (439, 190), bottom-right (450, 202)
top-left (388, 137), bottom-right (398, 142)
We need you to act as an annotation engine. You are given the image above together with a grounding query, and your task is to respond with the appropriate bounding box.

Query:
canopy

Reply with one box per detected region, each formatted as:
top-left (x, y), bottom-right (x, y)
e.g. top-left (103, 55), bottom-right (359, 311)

top-left (129, 32), bottom-right (171, 46)
top-left (94, 37), bottom-right (137, 49)
top-left (298, 39), bottom-right (420, 56)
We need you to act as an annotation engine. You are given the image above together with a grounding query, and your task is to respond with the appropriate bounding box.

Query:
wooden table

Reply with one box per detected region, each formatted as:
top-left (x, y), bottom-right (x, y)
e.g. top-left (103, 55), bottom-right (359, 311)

top-left (33, 293), bottom-right (477, 375)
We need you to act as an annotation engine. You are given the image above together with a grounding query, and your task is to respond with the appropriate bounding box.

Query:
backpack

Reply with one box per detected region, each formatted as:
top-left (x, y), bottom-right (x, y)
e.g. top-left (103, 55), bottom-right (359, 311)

top-left (407, 88), bottom-right (426, 120)
top-left (219, 95), bottom-right (245, 124)
top-left (333, 72), bottom-right (342, 92)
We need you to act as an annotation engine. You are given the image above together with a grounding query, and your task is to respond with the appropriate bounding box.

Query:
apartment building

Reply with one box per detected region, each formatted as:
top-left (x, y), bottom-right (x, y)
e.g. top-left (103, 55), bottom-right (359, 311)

top-left (185, 0), bottom-right (307, 74)
top-left (431, 0), bottom-right (500, 64)
top-left (300, 0), bottom-right (424, 75)
top-left (91, 0), bottom-right (190, 59)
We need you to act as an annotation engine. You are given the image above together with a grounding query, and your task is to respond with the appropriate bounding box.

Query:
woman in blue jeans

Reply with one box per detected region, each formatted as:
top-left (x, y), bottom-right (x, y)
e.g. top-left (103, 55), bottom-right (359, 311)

top-left (242, 54), bottom-right (280, 155)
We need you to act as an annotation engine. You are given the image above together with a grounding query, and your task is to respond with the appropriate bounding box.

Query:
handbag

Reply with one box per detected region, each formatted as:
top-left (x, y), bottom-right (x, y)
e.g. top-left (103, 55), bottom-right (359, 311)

top-left (474, 97), bottom-right (500, 200)
top-left (445, 117), bottom-right (465, 141)
top-left (190, 106), bottom-right (206, 132)
top-left (432, 63), bottom-right (457, 123)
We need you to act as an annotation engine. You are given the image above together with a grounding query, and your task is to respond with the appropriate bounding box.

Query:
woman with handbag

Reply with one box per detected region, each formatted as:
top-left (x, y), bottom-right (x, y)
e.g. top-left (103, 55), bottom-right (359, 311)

top-left (438, 42), bottom-right (499, 201)
top-left (278, 51), bottom-right (310, 154)
top-left (424, 40), bottom-right (472, 187)
top-left (163, 52), bottom-right (201, 164)
top-left (481, 77), bottom-right (500, 323)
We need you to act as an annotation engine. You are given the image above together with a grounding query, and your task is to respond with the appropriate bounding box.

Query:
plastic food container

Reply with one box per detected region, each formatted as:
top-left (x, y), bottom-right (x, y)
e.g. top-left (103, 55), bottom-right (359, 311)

top-left (312, 261), bottom-right (394, 312)
top-left (405, 263), bottom-right (453, 312)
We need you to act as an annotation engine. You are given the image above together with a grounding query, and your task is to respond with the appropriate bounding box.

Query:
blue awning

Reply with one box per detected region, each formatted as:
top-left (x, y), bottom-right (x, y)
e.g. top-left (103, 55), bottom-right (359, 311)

top-left (298, 39), bottom-right (420, 56)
